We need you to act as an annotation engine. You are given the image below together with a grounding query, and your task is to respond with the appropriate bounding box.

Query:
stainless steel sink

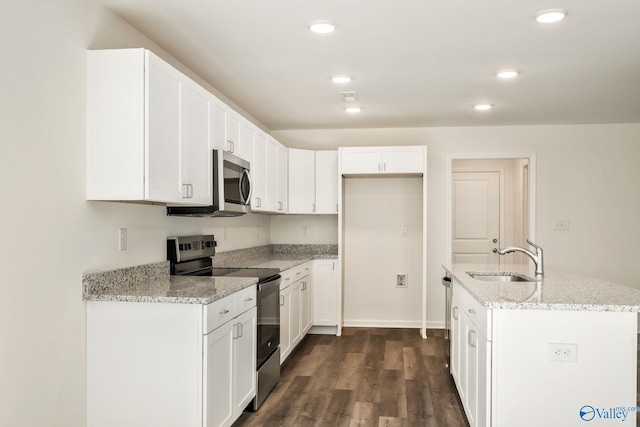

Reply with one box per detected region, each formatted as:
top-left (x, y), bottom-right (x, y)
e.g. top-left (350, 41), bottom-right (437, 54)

top-left (467, 273), bottom-right (533, 282)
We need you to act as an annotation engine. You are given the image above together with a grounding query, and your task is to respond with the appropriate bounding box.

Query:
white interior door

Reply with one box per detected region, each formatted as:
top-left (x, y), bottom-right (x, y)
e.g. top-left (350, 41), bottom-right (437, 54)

top-left (452, 171), bottom-right (500, 264)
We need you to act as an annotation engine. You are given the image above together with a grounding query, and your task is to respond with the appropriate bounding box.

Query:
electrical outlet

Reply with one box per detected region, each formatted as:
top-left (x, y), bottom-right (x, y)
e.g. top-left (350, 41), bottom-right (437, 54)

top-left (301, 226), bottom-right (308, 237)
top-left (548, 343), bottom-right (577, 362)
top-left (555, 220), bottom-right (570, 231)
top-left (400, 226), bottom-right (407, 237)
top-left (396, 273), bottom-right (407, 288)
top-left (118, 228), bottom-right (127, 251)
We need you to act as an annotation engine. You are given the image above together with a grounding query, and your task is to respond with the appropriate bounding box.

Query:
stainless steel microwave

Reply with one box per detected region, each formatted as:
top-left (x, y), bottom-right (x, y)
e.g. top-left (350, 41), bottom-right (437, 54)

top-left (167, 150), bottom-right (252, 217)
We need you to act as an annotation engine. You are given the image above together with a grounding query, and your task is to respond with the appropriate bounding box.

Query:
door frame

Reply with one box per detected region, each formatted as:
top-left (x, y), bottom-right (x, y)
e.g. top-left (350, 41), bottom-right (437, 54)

top-left (446, 153), bottom-right (537, 265)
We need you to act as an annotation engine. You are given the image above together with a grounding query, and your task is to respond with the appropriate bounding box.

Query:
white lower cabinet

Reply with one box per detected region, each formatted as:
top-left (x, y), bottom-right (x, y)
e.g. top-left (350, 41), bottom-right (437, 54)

top-left (87, 286), bottom-right (257, 427)
top-left (312, 259), bottom-right (338, 326)
top-left (450, 280), bottom-right (491, 427)
top-left (279, 261), bottom-right (313, 364)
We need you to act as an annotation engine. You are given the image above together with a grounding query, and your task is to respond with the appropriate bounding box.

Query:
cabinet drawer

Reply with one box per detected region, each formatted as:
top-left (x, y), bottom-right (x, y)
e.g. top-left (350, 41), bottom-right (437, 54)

top-left (281, 262), bottom-right (311, 289)
top-left (453, 280), bottom-right (492, 340)
top-left (234, 285), bottom-right (257, 315)
top-left (204, 295), bottom-right (235, 334)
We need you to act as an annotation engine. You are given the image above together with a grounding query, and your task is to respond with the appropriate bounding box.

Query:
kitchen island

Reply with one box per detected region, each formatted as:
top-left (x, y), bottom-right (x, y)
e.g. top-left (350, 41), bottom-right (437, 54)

top-left (443, 263), bottom-right (640, 427)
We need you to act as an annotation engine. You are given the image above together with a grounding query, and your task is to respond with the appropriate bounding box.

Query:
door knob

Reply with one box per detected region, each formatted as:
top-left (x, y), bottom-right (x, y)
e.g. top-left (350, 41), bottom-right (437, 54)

top-left (493, 238), bottom-right (498, 243)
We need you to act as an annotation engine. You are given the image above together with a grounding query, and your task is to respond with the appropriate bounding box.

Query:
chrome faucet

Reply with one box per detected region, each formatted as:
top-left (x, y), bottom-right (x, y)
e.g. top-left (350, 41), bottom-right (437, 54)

top-left (497, 239), bottom-right (544, 278)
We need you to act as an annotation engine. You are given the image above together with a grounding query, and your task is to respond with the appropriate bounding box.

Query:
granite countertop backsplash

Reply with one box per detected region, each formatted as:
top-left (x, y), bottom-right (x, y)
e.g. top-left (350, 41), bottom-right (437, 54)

top-left (213, 244), bottom-right (338, 271)
top-left (444, 263), bottom-right (640, 312)
top-left (83, 244), bottom-right (337, 304)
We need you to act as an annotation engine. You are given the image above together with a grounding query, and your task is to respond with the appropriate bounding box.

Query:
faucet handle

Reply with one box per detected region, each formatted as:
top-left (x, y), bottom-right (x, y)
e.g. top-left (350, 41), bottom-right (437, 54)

top-left (527, 239), bottom-right (542, 251)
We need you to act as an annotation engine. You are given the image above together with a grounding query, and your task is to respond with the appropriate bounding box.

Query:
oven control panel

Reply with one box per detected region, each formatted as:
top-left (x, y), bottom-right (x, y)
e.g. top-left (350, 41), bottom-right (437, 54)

top-left (167, 234), bottom-right (216, 263)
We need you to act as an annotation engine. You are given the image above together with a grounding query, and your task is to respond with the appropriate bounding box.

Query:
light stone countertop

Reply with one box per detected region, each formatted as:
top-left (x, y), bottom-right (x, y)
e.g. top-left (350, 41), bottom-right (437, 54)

top-left (83, 261), bottom-right (257, 304)
top-left (443, 263), bottom-right (640, 312)
top-left (214, 254), bottom-right (337, 271)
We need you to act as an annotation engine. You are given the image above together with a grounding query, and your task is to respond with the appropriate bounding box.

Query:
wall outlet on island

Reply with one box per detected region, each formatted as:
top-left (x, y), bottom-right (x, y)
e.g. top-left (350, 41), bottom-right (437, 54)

top-left (396, 273), bottom-right (407, 288)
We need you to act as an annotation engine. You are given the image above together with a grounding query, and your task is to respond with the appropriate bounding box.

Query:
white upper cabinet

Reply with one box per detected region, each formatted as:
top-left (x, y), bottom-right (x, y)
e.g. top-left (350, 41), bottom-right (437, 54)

top-left (182, 77), bottom-right (213, 205)
top-left (87, 48), bottom-right (210, 205)
top-left (288, 149), bottom-right (338, 215)
top-left (210, 97), bottom-right (252, 163)
top-left (276, 141), bottom-right (288, 213)
top-left (288, 149), bottom-right (316, 214)
top-left (251, 131), bottom-right (267, 211)
top-left (339, 146), bottom-right (425, 175)
top-left (238, 118), bottom-right (254, 164)
top-left (314, 151), bottom-right (338, 214)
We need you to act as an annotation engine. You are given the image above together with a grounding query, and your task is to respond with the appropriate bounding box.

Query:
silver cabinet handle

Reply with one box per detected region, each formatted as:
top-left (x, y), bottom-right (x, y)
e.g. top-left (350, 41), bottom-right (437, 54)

top-left (278, 201), bottom-right (283, 210)
top-left (312, 203), bottom-right (316, 213)
top-left (255, 197), bottom-right (261, 208)
top-left (378, 163), bottom-right (381, 172)
top-left (280, 295), bottom-right (285, 306)
top-left (383, 163), bottom-right (386, 171)
top-left (468, 309), bottom-right (476, 315)
top-left (232, 323), bottom-right (238, 339)
top-left (244, 297), bottom-right (253, 302)
top-left (182, 184), bottom-right (193, 199)
top-left (220, 309), bottom-right (230, 315)
top-left (238, 323), bottom-right (243, 338)
top-left (468, 330), bottom-right (476, 348)
top-left (452, 306), bottom-right (459, 320)
top-left (227, 140), bottom-right (235, 153)
top-left (302, 281), bottom-right (306, 290)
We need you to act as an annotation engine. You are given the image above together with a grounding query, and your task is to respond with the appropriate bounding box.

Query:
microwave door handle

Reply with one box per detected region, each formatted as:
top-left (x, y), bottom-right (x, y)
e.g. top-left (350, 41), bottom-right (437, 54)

top-left (239, 169), bottom-right (252, 205)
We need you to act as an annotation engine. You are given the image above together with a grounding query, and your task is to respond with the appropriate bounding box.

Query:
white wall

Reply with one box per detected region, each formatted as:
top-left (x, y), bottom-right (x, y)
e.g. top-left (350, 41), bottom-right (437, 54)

top-left (273, 124), bottom-right (640, 328)
top-left (342, 178), bottom-right (423, 326)
top-left (0, 2), bottom-right (267, 426)
top-left (270, 215), bottom-right (338, 244)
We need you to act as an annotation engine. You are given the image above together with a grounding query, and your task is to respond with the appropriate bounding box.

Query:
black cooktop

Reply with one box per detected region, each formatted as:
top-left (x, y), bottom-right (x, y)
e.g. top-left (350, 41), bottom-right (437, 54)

top-left (212, 267), bottom-right (281, 283)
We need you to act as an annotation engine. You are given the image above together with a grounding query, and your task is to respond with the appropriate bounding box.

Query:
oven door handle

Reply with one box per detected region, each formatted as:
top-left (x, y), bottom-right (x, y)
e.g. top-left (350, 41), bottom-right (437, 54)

top-left (239, 169), bottom-right (252, 206)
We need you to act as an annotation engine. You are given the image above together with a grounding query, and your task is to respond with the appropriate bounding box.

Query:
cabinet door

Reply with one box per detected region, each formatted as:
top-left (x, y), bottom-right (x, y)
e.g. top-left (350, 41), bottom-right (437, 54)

top-left (339, 147), bottom-right (382, 174)
top-left (312, 260), bottom-right (338, 326)
top-left (472, 331), bottom-right (491, 427)
top-left (465, 316), bottom-right (477, 427)
top-left (226, 111), bottom-right (241, 157)
top-left (265, 138), bottom-right (278, 212)
top-left (279, 285), bottom-right (291, 364)
top-left (315, 151), bottom-right (338, 214)
top-left (288, 149), bottom-right (315, 214)
top-left (204, 321), bottom-right (234, 427)
top-left (145, 51), bottom-right (183, 203)
top-left (450, 294), bottom-right (462, 390)
top-left (382, 146), bottom-right (424, 173)
top-left (211, 98), bottom-right (228, 151)
top-left (239, 120), bottom-right (255, 166)
top-left (290, 281), bottom-right (302, 349)
top-left (251, 132), bottom-right (267, 211)
top-left (299, 276), bottom-right (311, 336)
top-left (182, 77), bottom-right (212, 205)
top-left (233, 307), bottom-right (257, 416)
top-left (276, 143), bottom-right (288, 213)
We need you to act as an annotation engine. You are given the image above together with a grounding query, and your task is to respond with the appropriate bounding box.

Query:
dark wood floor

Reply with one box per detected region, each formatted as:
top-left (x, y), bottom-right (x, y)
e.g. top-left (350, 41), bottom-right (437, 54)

top-left (234, 328), bottom-right (469, 427)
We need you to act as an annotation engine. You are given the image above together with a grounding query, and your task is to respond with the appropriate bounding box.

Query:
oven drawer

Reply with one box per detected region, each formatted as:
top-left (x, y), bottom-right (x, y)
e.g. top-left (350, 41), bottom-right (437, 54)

top-left (234, 285), bottom-right (257, 315)
top-left (204, 295), bottom-right (235, 333)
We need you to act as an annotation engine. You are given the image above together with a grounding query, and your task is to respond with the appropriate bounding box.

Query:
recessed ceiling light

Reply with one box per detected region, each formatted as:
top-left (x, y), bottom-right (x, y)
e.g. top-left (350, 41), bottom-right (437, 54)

top-left (497, 69), bottom-right (519, 79)
top-left (345, 107), bottom-right (361, 113)
top-left (535, 9), bottom-right (568, 23)
top-left (309, 20), bottom-right (336, 33)
top-left (474, 103), bottom-right (492, 111)
top-left (332, 75), bottom-right (352, 84)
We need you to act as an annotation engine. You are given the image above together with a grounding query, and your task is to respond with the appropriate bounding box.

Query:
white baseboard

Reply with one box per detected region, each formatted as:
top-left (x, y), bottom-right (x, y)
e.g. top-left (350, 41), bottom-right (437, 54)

top-left (307, 326), bottom-right (338, 335)
top-left (342, 319), bottom-right (447, 329)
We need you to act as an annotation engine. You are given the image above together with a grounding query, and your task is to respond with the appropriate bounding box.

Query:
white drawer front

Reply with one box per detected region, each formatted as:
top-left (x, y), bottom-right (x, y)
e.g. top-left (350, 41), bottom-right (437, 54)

top-left (204, 295), bottom-right (235, 334)
top-left (234, 285), bottom-right (257, 315)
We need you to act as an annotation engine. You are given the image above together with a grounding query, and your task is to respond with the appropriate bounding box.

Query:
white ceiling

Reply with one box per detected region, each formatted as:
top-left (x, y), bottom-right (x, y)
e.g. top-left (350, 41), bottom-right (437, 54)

top-left (101, 0), bottom-right (640, 131)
